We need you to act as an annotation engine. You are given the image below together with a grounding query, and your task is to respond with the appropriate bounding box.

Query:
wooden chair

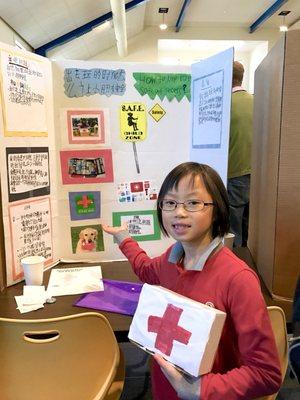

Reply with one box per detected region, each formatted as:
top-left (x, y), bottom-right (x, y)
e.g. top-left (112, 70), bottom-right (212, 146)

top-left (0, 312), bottom-right (125, 400)
top-left (256, 306), bottom-right (288, 400)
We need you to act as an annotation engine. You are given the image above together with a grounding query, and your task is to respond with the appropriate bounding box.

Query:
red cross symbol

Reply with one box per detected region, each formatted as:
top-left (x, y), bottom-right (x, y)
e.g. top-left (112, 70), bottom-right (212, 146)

top-left (148, 304), bottom-right (192, 356)
top-left (77, 195), bottom-right (93, 208)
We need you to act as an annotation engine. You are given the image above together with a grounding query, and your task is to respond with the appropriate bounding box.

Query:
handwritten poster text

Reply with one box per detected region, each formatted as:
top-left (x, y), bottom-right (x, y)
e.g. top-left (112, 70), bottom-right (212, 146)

top-left (9, 198), bottom-right (53, 280)
top-left (6, 147), bottom-right (50, 202)
top-left (64, 68), bottom-right (126, 98)
top-left (0, 50), bottom-right (47, 135)
top-left (133, 72), bottom-right (191, 102)
top-left (192, 70), bottom-right (224, 148)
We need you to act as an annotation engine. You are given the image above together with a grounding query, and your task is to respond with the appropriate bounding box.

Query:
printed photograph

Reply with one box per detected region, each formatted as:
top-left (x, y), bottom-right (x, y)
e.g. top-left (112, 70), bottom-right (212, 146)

top-left (117, 180), bottom-right (158, 203)
top-left (70, 224), bottom-right (104, 254)
top-left (60, 149), bottom-right (114, 184)
top-left (72, 116), bottom-right (99, 137)
top-left (68, 157), bottom-right (105, 177)
top-left (67, 110), bottom-right (105, 144)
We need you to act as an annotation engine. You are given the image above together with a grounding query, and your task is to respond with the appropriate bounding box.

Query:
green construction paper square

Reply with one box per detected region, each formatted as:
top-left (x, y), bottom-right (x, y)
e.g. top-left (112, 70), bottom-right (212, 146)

top-left (112, 210), bottom-right (161, 242)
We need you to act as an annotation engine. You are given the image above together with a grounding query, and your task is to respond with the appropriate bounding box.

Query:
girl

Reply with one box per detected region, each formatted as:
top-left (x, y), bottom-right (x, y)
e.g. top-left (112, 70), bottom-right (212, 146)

top-left (102, 162), bottom-right (281, 400)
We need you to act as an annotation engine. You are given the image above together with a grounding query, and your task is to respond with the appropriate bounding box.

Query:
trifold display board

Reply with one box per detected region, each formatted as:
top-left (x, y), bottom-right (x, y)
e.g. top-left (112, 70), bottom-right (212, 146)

top-left (0, 41), bottom-right (233, 286)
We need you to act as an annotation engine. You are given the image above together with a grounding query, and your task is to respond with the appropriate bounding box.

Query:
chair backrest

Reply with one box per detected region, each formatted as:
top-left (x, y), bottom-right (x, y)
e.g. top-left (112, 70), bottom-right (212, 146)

top-left (0, 312), bottom-right (121, 400)
top-left (256, 306), bottom-right (288, 400)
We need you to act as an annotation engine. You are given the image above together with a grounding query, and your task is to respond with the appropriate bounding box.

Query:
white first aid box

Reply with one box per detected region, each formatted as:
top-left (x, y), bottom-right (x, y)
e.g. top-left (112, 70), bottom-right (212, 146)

top-left (128, 283), bottom-right (226, 377)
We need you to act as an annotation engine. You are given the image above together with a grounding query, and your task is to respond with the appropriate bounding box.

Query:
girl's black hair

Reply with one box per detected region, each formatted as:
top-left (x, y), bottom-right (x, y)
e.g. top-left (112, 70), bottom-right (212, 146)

top-left (157, 162), bottom-right (230, 238)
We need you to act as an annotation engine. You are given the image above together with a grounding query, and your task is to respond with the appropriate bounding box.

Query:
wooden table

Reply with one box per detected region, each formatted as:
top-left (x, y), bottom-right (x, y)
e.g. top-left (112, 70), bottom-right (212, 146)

top-left (0, 249), bottom-right (293, 333)
top-left (0, 260), bottom-right (139, 341)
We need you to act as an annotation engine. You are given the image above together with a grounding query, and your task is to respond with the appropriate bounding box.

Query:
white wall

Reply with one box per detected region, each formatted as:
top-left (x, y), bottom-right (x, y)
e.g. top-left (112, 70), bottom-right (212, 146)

top-left (0, 18), bottom-right (32, 51)
top-left (234, 52), bottom-right (251, 91)
top-left (89, 25), bottom-right (281, 63)
top-left (249, 42), bottom-right (269, 93)
top-left (89, 25), bottom-right (277, 91)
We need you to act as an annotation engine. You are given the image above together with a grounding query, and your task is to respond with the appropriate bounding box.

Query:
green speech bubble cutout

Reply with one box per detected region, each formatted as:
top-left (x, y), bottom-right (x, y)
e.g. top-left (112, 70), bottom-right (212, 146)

top-left (133, 72), bottom-right (191, 102)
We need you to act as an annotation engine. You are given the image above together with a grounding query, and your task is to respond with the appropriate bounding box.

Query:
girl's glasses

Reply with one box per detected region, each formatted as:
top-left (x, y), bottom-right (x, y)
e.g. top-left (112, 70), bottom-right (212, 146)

top-left (159, 199), bottom-right (214, 212)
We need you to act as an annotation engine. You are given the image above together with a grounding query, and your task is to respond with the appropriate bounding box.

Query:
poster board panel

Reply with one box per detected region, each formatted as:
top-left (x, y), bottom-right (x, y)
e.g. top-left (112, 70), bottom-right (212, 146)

top-left (274, 31), bottom-right (300, 297)
top-left (190, 47), bottom-right (233, 183)
top-left (0, 42), bottom-right (58, 286)
top-left (52, 60), bottom-right (192, 263)
top-left (249, 36), bottom-right (284, 295)
top-left (0, 43), bottom-right (232, 286)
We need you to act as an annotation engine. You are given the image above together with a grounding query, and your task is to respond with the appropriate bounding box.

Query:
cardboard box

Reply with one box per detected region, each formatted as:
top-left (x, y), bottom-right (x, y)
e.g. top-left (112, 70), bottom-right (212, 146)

top-left (128, 284), bottom-right (226, 377)
top-left (249, 30), bottom-right (300, 300)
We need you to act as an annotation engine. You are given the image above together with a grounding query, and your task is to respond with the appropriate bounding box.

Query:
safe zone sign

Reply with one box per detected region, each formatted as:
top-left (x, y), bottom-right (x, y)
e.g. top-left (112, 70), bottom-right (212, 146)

top-left (120, 103), bottom-right (147, 142)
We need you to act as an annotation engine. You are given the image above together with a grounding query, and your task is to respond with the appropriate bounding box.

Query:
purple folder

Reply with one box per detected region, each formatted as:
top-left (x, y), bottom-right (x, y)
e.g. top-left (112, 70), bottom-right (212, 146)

top-left (74, 279), bottom-right (143, 316)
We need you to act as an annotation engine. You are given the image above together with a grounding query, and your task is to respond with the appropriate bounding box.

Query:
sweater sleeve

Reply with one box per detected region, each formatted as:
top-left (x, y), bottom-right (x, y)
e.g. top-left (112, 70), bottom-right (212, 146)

top-left (119, 237), bottom-right (167, 285)
top-left (200, 270), bottom-right (282, 400)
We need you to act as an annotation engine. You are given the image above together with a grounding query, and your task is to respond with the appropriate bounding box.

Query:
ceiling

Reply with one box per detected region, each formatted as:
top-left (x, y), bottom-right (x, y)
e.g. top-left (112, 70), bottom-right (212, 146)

top-left (1, 0), bottom-right (300, 60)
top-left (145, 0), bottom-right (300, 27)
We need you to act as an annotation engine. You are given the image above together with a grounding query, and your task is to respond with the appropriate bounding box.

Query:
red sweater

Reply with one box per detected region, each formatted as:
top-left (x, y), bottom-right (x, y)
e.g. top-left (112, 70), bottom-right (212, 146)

top-left (119, 238), bottom-right (282, 400)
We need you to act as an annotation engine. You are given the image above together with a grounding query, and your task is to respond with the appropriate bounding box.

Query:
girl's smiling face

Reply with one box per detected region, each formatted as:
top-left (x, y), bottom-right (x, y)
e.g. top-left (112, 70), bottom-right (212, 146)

top-left (162, 174), bottom-right (214, 248)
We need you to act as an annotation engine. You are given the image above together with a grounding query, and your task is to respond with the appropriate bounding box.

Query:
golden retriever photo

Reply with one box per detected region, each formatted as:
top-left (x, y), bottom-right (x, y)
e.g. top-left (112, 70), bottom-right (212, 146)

top-left (76, 227), bottom-right (98, 253)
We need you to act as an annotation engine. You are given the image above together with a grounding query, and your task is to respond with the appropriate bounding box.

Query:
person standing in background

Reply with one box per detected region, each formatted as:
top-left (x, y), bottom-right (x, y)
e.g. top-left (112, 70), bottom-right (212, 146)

top-left (227, 61), bottom-right (253, 247)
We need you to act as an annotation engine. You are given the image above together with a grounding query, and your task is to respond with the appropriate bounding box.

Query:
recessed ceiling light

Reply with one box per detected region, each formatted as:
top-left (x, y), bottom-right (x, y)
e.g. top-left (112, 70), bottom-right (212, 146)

top-left (159, 23), bottom-right (168, 30)
top-left (279, 25), bottom-right (288, 32)
top-left (158, 7), bottom-right (168, 30)
top-left (278, 11), bottom-right (290, 32)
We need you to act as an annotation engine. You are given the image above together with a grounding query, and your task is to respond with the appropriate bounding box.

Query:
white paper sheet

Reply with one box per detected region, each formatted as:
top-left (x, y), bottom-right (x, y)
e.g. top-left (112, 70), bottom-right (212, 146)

top-left (47, 265), bottom-right (104, 296)
top-left (15, 285), bottom-right (47, 313)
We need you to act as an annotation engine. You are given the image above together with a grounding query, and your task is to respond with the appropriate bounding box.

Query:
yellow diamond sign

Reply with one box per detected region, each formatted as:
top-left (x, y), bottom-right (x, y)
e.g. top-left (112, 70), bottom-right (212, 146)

top-left (149, 103), bottom-right (166, 122)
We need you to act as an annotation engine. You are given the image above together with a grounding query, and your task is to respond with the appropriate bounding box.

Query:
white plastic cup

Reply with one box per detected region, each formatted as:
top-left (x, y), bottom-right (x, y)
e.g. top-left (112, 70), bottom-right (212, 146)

top-left (21, 256), bottom-right (45, 285)
top-left (223, 233), bottom-right (235, 250)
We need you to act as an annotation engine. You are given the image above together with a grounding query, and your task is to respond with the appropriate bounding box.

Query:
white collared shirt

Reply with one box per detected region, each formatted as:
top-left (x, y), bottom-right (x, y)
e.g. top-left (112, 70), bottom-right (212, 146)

top-left (168, 236), bottom-right (223, 271)
top-left (232, 86), bottom-right (245, 93)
